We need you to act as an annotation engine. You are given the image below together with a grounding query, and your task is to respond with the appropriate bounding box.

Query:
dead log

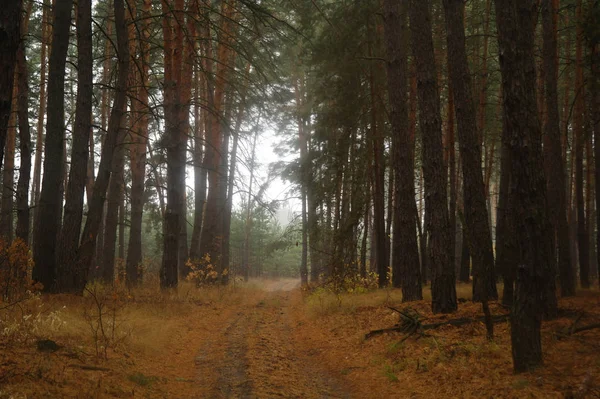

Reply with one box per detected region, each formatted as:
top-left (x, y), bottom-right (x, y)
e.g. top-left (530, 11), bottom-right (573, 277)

top-left (365, 312), bottom-right (510, 340)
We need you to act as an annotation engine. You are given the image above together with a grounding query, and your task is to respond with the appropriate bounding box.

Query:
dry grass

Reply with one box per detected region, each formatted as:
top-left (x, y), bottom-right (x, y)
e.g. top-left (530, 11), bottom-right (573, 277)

top-left (304, 282), bottom-right (483, 318)
top-left (293, 284), bottom-right (600, 398)
top-left (0, 279), bottom-right (264, 398)
top-left (1, 278), bottom-right (598, 398)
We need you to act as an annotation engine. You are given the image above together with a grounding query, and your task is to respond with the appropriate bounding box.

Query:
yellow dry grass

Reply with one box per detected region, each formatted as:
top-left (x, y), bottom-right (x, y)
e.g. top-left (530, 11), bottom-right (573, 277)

top-left (0, 278), bottom-right (598, 398)
top-left (293, 285), bottom-right (600, 398)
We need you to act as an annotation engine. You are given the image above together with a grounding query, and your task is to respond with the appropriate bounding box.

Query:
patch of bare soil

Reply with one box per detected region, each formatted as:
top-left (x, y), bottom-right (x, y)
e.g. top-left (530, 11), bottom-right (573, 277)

top-left (194, 286), bottom-right (349, 398)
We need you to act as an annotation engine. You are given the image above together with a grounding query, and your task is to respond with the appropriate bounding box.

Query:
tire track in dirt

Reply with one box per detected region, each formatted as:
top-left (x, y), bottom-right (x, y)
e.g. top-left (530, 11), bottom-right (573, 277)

top-left (195, 285), bottom-right (350, 399)
top-left (214, 312), bottom-right (253, 398)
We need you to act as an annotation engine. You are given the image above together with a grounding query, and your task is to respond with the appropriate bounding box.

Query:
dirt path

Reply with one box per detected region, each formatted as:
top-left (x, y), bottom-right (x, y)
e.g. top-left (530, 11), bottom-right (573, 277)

top-left (194, 281), bottom-right (350, 399)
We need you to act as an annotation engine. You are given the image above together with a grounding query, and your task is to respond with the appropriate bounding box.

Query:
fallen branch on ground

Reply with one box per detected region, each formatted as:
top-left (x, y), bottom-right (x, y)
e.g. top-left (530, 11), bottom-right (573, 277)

top-left (68, 364), bottom-right (111, 372)
top-left (364, 307), bottom-right (510, 340)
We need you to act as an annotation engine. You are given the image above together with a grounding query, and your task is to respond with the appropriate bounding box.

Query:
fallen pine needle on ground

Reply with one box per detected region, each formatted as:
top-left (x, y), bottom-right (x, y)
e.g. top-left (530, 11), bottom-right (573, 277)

top-left (0, 280), bottom-right (598, 398)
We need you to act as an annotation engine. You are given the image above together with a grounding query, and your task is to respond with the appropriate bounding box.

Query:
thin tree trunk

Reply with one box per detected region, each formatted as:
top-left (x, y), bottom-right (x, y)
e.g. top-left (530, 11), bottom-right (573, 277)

top-left (360, 195), bottom-right (370, 278)
top-left (31, 0), bottom-right (49, 245)
top-left (15, 19), bottom-right (31, 244)
top-left (244, 129), bottom-right (259, 282)
top-left (369, 18), bottom-right (388, 288)
top-left (189, 62), bottom-right (205, 261)
top-left (118, 198), bottom-right (125, 261)
top-left (574, 0), bottom-right (589, 288)
top-left (591, 0), bottom-right (600, 289)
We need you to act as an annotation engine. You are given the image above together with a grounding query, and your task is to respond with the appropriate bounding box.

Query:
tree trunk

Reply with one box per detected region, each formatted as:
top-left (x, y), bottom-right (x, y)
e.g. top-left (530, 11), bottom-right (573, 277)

top-left (72, 0), bottom-right (129, 294)
top-left (0, 1), bottom-right (21, 173)
top-left (159, 0), bottom-right (184, 289)
top-left (189, 63), bottom-right (206, 261)
top-left (409, 0), bottom-right (456, 313)
top-left (495, 0), bottom-right (555, 373)
top-left (15, 22), bottom-right (31, 244)
top-left (360, 195), bottom-right (370, 278)
top-left (55, 0), bottom-right (93, 292)
top-left (102, 125), bottom-right (125, 285)
top-left (1, 97), bottom-right (16, 241)
top-left (198, 1), bottom-right (236, 269)
top-left (384, 0), bottom-right (421, 300)
top-left (221, 113), bottom-right (241, 282)
top-left (496, 101), bottom-right (517, 308)
top-left (32, 0), bottom-right (73, 291)
top-left (31, 0), bottom-right (49, 246)
top-left (443, 0), bottom-right (497, 307)
top-left (591, 0), bottom-right (600, 289)
top-left (368, 19), bottom-right (388, 288)
top-left (244, 129), bottom-right (259, 282)
top-left (459, 224), bottom-right (471, 283)
top-left (574, 0), bottom-right (590, 289)
top-left (126, 0), bottom-right (151, 287)
top-left (542, 0), bottom-right (574, 298)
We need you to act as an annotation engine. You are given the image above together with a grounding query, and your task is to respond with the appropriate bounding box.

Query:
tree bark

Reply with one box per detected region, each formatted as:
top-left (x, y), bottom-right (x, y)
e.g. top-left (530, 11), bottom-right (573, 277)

top-left (126, 0), bottom-right (151, 287)
top-left (189, 62), bottom-right (206, 261)
top-left (1, 94), bottom-right (16, 241)
top-left (442, 0), bottom-right (497, 307)
top-left (72, 0), bottom-right (129, 294)
top-left (384, 0), bottom-right (421, 300)
top-left (542, 0), bottom-right (574, 298)
top-left (15, 21), bottom-right (31, 243)
top-left (55, 0), bottom-right (93, 292)
top-left (102, 125), bottom-right (126, 284)
top-left (495, 0), bottom-right (555, 373)
top-left (0, 1), bottom-right (21, 173)
top-left (368, 17), bottom-right (388, 288)
top-left (409, 0), bottom-right (456, 313)
top-left (198, 1), bottom-right (237, 269)
top-left (31, 0), bottom-right (49, 246)
top-left (574, 0), bottom-right (590, 289)
top-left (591, 1), bottom-right (600, 289)
top-left (32, 0), bottom-right (73, 291)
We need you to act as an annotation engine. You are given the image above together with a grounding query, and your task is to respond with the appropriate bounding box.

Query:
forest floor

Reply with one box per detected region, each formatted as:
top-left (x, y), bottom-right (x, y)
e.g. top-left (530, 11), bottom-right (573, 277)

top-left (0, 279), bottom-right (599, 398)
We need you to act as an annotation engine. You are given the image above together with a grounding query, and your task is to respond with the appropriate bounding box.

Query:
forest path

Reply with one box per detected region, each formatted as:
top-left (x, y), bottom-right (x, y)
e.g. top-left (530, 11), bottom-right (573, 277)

top-left (194, 281), bottom-right (350, 399)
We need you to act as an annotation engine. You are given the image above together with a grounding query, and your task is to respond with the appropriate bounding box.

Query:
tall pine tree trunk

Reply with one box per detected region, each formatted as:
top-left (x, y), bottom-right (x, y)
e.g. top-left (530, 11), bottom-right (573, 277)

top-left (72, 0), bottom-right (129, 294)
top-left (1, 99), bottom-right (16, 241)
top-left (495, 0), bottom-right (555, 373)
top-left (410, 0), bottom-right (457, 313)
top-left (32, 0), bottom-right (73, 291)
top-left (31, 0), bottom-right (49, 245)
top-left (56, 0), bottom-right (93, 292)
top-left (574, 0), bottom-right (590, 288)
top-left (0, 1), bottom-right (21, 173)
top-left (15, 18), bottom-right (31, 244)
top-left (126, 0), bottom-right (151, 287)
top-left (542, 0), bottom-right (574, 298)
top-left (384, 0), bottom-right (421, 300)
